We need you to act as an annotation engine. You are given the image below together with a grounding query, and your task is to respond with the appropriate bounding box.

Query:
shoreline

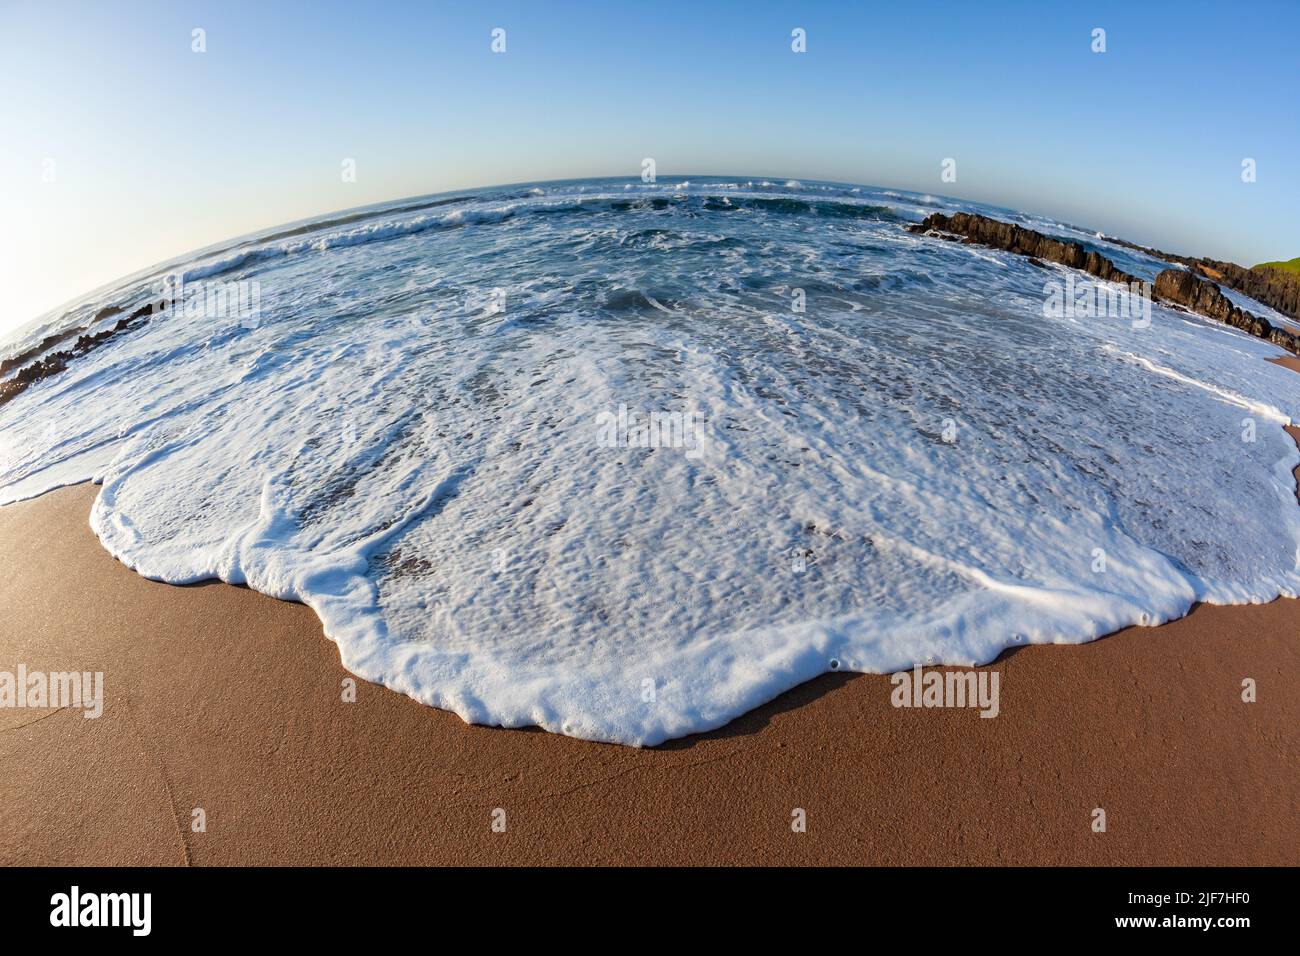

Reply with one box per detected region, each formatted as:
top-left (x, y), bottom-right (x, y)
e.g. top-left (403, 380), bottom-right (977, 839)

top-left (1, 481), bottom-right (1295, 865)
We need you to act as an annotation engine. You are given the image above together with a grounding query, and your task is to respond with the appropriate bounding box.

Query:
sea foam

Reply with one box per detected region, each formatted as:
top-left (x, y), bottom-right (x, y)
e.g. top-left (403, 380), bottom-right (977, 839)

top-left (2, 177), bottom-right (1299, 745)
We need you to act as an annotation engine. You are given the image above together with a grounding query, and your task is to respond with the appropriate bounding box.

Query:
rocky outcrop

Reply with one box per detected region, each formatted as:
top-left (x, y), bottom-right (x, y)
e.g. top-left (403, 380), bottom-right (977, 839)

top-left (908, 211), bottom-right (1300, 355)
top-left (1102, 236), bottom-right (1300, 320)
top-left (0, 304), bottom-right (131, 379)
top-left (1154, 268), bottom-right (1300, 353)
top-left (926, 210), bottom-right (1300, 323)
top-left (1202, 260), bottom-right (1300, 320)
top-left (0, 328), bottom-right (81, 379)
top-left (0, 300), bottom-right (164, 408)
top-left (909, 212), bottom-right (1142, 286)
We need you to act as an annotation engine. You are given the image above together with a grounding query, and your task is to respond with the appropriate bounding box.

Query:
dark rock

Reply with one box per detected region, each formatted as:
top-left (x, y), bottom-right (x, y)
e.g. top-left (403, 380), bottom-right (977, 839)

top-left (909, 211), bottom-right (1297, 356)
top-left (914, 212), bottom-right (1144, 287)
top-left (1154, 268), bottom-right (1294, 353)
top-left (0, 299), bottom-right (164, 408)
top-left (1100, 236), bottom-right (1300, 320)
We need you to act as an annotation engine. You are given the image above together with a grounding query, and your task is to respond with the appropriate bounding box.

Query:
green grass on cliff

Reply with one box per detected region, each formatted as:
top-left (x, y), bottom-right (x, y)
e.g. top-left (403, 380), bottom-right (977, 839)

top-left (1254, 257), bottom-right (1300, 275)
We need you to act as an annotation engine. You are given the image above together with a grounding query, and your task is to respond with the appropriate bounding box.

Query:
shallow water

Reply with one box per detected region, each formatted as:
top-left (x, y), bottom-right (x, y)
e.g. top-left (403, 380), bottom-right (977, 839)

top-left (3, 177), bottom-right (1298, 744)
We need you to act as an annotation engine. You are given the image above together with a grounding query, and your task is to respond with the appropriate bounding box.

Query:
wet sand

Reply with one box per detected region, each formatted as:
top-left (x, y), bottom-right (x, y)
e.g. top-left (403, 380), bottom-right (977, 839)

top-left (1, 482), bottom-right (1295, 866)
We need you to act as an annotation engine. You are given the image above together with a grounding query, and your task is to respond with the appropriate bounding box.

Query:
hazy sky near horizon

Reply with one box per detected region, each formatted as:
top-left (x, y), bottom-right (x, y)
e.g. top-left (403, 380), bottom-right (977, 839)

top-left (2, 0), bottom-right (1297, 335)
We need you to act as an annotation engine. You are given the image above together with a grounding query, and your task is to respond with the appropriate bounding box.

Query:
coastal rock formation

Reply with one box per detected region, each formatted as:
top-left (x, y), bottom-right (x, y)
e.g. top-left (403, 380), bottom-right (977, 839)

top-left (0, 327), bottom-right (82, 379)
top-left (1201, 259), bottom-right (1300, 320)
top-left (0, 300), bottom-right (164, 408)
top-left (1154, 268), bottom-right (1300, 353)
top-left (1103, 236), bottom-right (1300, 320)
top-left (909, 212), bottom-right (1142, 286)
top-left (909, 212), bottom-right (1300, 356)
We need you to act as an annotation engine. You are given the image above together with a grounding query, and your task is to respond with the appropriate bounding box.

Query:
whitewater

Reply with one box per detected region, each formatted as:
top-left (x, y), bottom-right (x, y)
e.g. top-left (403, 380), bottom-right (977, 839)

top-left (3, 176), bottom-right (1299, 745)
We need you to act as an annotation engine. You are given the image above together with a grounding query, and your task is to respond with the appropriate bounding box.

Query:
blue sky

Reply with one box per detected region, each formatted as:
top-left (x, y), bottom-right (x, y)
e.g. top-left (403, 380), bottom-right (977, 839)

top-left (2, 0), bottom-right (1296, 333)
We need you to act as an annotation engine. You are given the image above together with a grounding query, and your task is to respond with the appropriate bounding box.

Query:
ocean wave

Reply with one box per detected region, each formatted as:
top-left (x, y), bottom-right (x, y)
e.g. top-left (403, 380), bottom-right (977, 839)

top-left (5, 176), bottom-right (1300, 745)
top-left (172, 189), bottom-right (908, 284)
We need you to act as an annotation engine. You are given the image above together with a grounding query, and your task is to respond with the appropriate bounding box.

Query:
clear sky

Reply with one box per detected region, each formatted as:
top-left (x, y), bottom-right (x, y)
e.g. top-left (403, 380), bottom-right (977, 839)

top-left (2, 0), bottom-right (1297, 335)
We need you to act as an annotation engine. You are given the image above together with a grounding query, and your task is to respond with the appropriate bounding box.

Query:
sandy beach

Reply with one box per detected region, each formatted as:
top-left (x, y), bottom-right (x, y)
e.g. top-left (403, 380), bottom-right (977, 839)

top-left (1, 481), bottom-right (1295, 866)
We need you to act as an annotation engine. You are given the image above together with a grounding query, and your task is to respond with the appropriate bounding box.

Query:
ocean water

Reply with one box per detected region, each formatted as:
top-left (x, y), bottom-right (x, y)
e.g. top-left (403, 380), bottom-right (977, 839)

top-left (3, 176), bottom-right (1299, 746)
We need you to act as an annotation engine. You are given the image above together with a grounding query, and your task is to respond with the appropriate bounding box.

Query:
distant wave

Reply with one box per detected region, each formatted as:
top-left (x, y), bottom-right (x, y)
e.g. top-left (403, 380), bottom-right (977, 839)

top-left (179, 188), bottom-right (908, 284)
